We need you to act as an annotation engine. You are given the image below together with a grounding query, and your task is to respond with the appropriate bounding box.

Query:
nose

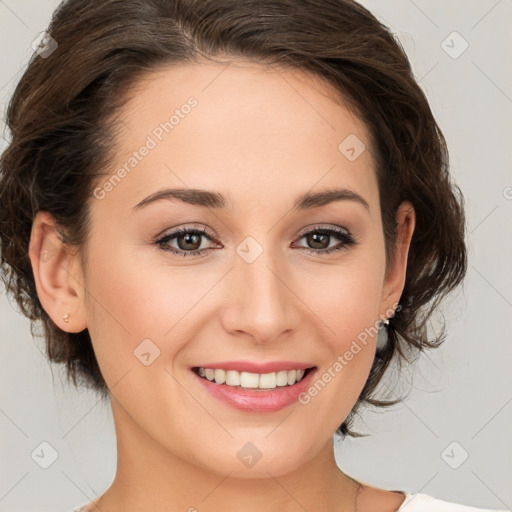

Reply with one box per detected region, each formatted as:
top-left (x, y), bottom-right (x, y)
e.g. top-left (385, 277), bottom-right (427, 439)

top-left (220, 238), bottom-right (301, 345)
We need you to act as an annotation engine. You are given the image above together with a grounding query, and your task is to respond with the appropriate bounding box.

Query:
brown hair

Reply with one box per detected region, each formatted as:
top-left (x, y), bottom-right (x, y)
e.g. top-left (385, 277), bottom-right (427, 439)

top-left (0, 0), bottom-right (466, 438)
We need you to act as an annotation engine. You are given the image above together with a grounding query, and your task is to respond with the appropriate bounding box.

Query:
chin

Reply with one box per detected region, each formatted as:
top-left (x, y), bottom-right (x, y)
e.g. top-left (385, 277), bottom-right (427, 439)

top-left (189, 432), bottom-right (320, 480)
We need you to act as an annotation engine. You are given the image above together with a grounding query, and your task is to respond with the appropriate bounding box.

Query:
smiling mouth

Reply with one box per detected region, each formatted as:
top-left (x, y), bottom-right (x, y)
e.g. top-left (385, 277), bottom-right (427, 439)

top-left (192, 366), bottom-right (316, 390)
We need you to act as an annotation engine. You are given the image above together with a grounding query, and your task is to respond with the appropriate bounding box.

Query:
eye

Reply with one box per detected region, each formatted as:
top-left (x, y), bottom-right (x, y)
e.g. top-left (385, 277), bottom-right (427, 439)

top-left (155, 227), bottom-right (219, 257)
top-left (292, 225), bottom-right (356, 255)
top-left (155, 224), bottom-right (356, 257)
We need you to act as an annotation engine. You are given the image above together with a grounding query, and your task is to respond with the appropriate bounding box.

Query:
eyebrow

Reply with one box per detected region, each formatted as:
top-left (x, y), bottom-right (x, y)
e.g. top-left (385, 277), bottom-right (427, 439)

top-left (132, 187), bottom-right (370, 212)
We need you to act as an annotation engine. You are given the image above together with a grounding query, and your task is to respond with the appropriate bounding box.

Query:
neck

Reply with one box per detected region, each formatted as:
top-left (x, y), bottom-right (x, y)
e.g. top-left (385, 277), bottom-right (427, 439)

top-left (93, 399), bottom-right (361, 512)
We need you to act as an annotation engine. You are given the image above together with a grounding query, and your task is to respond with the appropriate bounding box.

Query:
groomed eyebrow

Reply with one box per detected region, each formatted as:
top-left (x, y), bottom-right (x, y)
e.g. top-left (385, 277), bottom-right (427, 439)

top-left (132, 187), bottom-right (370, 212)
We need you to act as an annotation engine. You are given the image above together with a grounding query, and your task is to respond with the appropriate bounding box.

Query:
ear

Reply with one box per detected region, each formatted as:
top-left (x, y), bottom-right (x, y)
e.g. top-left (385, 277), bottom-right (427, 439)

top-left (380, 201), bottom-right (416, 316)
top-left (28, 211), bottom-right (87, 333)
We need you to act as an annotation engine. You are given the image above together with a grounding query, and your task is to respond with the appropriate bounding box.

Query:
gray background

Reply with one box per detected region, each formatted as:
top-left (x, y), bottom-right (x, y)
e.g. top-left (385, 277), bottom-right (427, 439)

top-left (1, 1), bottom-right (511, 511)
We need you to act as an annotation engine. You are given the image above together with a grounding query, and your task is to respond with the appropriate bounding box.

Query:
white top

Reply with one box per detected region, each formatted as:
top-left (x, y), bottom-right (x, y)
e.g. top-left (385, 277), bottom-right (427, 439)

top-left (70, 492), bottom-right (510, 512)
top-left (397, 492), bottom-right (509, 512)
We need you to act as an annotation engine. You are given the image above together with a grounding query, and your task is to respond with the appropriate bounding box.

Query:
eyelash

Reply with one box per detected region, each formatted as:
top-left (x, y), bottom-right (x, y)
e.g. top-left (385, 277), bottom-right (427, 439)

top-left (155, 225), bottom-right (356, 258)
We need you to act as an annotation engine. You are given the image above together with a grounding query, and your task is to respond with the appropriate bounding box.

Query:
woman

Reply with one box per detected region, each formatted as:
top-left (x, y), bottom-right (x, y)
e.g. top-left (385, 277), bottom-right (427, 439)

top-left (0, 1), bottom-right (507, 511)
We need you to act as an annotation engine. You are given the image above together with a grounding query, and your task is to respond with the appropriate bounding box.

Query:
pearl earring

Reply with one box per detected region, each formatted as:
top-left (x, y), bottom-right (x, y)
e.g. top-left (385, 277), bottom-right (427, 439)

top-left (63, 313), bottom-right (70, 323)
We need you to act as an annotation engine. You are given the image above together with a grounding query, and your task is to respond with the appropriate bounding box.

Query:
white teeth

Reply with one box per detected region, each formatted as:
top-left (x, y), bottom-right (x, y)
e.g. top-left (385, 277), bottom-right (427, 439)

top-left (196, 367), bottom-right (310, 389)
top-left (214, 369), bottom-right (226, 384)
top-left (225, 370), bottom-right (240, 386)
top-left (259, 372), bottom-right (277, 389)
top-left (276, 370), bottom-right (288, 386)
top-left (240, 371), bottom-right (259, 388)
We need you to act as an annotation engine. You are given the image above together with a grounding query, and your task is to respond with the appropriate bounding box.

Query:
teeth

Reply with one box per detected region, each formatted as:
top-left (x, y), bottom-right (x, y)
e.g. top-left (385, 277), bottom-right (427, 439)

top-left (214, 369), bottom-right (226, 384)
top-left (240, 372), bottom-right (259, 388)
top-left (259, 372), bottom-right (277, 389)
top-left (226, 370), bottom-right (241, 386)
top-left (287, 370), bottom-right (297, 385)
top-left (196, 367), bottom-right (309, 389)
top-left (276, 370), bottom-right (288, 386)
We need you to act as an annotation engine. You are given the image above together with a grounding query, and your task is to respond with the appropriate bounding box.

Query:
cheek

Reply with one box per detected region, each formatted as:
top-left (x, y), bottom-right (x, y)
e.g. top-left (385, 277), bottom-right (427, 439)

top-left (291, 253), bottom-right (386, 428)
top-left (298, 253), bottom-right (386, 347)
top-left (84, 231), bottom-right (386, 364)
top-left (82, 239), bottom-right (229, 392)
top-left (81, 240), bottom-right (172, 381)
top-left (84, 232), bottom-right (183, 330)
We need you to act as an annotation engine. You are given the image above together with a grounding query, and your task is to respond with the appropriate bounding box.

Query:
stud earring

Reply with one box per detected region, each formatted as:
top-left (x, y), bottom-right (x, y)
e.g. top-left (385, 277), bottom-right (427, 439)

top-left (63, 313), bottom-right (70, 323)
top-left (377, 317), bottom-right (390, 351)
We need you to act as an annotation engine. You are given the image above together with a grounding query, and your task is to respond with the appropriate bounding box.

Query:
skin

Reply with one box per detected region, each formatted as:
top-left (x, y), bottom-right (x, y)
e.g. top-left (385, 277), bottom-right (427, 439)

top-left (29, 60), bottom-right (415, 512)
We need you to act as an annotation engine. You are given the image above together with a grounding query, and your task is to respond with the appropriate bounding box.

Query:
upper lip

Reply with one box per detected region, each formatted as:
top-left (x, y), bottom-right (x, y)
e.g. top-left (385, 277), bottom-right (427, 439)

top-left (193, 361), bottom-right (316, 374)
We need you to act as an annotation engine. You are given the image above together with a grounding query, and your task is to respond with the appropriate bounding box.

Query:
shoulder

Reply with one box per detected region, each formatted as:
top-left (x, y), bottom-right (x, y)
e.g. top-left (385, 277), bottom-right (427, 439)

top-left (399, 492), bottom-right (510, 512)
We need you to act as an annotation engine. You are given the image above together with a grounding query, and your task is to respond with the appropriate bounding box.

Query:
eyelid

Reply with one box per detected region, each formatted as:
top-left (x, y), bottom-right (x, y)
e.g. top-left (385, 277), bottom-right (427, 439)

top-left (295, 223), bottom-right (351, 238)
top-left (155, 223), bottom-right (351, 243)
top-left (155, 223), bottom-right (356, 257)
top-left (155, 225), bottom-right (219, 249)
top-left (291, 224), bottom-right (356, 252)
top-left (155, 224), bottom-right (217, 241)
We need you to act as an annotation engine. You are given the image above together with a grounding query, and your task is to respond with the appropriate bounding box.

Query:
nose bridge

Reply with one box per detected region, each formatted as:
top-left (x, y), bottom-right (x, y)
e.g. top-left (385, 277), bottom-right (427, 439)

top-left (224, 232), bottom-right (298, 342)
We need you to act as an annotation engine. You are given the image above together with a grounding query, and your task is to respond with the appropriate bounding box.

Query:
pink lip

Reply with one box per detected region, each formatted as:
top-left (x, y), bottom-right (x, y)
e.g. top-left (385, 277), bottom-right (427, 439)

top-left (192, 366), bottom-right (317, 413)
top-left (193, 360), bottom-right (314, 373)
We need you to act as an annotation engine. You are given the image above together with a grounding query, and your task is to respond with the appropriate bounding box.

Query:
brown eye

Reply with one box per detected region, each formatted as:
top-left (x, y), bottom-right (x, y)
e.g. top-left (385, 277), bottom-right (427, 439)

top-left (155, 225), bottom-right (356, 258)
top-left (156, 227), bottom-right (218, 257)
top-left (293, 226), bottom-right (356, 255)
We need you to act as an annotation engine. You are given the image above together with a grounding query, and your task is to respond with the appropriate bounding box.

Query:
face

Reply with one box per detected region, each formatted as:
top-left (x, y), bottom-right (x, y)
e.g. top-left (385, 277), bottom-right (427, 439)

top-left (33, 60), bottom-right (414, 479)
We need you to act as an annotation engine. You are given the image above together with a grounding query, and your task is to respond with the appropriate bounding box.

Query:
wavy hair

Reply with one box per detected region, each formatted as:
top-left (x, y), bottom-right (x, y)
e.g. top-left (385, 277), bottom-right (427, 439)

top-left (0, 0), bottom-right (467, 437)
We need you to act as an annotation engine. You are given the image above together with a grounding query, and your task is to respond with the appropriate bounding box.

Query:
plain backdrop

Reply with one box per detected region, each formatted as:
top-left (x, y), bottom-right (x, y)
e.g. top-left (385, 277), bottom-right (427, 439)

top-left (0, 1), bottom-right (511, 511)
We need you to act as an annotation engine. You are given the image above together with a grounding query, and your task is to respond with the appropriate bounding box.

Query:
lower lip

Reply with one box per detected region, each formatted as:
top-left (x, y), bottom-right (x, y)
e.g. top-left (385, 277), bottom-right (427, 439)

top-left (193, 368), bottom-right (317, 413)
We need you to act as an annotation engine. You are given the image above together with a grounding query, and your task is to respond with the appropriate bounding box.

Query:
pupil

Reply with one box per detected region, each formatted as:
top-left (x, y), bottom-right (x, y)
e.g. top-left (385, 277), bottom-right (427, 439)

top-left (179, 233), bottom-right (200, 250)
top-left (309, 232), bottom-right (328, 249)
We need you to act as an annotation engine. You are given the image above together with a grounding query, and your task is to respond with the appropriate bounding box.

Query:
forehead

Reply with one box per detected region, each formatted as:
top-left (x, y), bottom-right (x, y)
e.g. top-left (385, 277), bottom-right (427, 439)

top-left (97, 60), bottom-right (378, 214)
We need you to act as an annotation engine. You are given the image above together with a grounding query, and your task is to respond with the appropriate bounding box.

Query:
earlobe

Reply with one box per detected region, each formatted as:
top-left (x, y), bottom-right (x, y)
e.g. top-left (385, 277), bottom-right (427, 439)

top-left (28, 211), bottom-right (87, 333)
top-left (380, 201), bottom-right (416, 312)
